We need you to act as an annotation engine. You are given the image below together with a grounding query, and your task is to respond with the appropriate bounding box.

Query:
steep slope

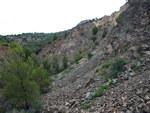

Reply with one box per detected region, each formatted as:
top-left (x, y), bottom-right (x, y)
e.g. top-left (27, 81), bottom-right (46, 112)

top-left (41, 0), bottom-right (150, 113)
top-left (38, 4), bottom-right (128, 64)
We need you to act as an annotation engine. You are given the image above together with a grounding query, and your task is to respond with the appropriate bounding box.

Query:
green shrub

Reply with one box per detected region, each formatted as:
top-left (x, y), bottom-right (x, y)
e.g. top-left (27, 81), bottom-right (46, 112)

top-left (92, 26), bottom-right (99, 35)
top-left (110, 58), bottom-right (128, 78)
top-left (75, 53), bottom-right (83, 64)
top-left (95, 68), bottom-right (99, 73)
top-left (62, 54), bottom-right (68, 69)
top-left (102, 28), bottom-right (107, 38)
top-left (92, 44), bottom-right (96, 49)
top-left (90, 36), bottom-right (97, 42)
top-left (87, 52), bottom-right (93, 59)
top-left (92, 88), bottom-right (104, 99)
top-left (135, 64), bottom-right (142, 70)
top-left (102, 84), bottom-right (109, 89)
top-left (82, 102), bottom-right (91, 109)
top-left (102, 62), bottom-right (111, 68)
top-left (116, 13), bottom-right (122, 24)
top-left (51, 54), bottom-right (60, 74)
top-left (42, 58), bottom-right (51, 71)
top-left (104, 77), bottom-right (109, 82)
top-left (138, 57), bottom-right (143, 62)
top-left (109, 80), bottom-right (115, 86)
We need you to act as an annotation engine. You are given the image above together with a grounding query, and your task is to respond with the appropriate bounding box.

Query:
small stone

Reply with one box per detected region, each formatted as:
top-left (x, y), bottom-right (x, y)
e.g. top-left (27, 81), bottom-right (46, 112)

top-left (136, 89), bottom-right (143, 95)
top-left (144, 95), bottom-right (150, 102)
top-left (65, 102), bottom-right (69, 106)
top-left (146, 101), bottom-right (150, 105)
top-left (130, 72), bottom-right (136, 76)
top-left (85, 78), bottom-right (95, 87)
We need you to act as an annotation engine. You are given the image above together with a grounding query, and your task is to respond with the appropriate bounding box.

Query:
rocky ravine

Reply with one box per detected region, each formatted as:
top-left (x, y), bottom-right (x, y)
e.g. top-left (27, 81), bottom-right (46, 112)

top-left (40, 0), bottom-right (150, 112)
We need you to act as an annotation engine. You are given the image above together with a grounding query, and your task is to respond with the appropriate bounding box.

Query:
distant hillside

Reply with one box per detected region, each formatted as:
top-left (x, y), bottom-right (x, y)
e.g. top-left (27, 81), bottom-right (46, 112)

top-left (0, 30), bottom-right (70, 53)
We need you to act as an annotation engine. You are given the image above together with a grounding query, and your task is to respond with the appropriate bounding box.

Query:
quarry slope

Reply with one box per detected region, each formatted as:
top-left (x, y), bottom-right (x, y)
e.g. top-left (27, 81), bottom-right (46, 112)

top-left (41, 0), bottom-right (150, 112)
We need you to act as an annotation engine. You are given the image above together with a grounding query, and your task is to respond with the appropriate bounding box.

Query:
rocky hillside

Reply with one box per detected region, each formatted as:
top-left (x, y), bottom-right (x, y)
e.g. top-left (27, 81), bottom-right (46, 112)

top-left (38, 4), bottom-right (128, 64)
top-left (40, 0), bottom-right (150, 112)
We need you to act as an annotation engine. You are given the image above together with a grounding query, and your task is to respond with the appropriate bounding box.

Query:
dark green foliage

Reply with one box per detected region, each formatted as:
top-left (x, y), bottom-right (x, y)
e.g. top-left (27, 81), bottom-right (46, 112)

top-left (0, 42), bottom-right (19, 49)
top-left (95, 68), bottom-right (99, 73)
top-left (104, 77), bottom-right (109, 82)
top-left (24, 47), bottom-right (33, 59)
top-left (51, 54), bottom-right (60, 74)
top-left (110, 58), bottom-right (128, 78)
top-left (102, 28), bottom-right (107, 38)
top-left (138, 57), bottom-right (143, 62)
top-left (90, 36), bottom-right (97, 42)
top-left (62, 54), bottom-right (68, 69)
top-left (0, 46), bottom-right (51, 110)
top-left (92, 81), bottom-right (115, 99)
top-left (134, 64), bottom-right (142, 70)
top-left (53, 33), bottom-right (60, 41)
top-left (32, 65), bottom-right (50, 93)
top-left (1, 47), bottom-right (40, 109)
top-left (75, 52), bottom-right (83, 64)
top-left (92, 87), bottom-right (104, 99)
top-left (92, 26), bottom-right (99, 35)
top-left (109, 80), bottom-right (116, 86)
top-left (116, 13), bottom-right (122, 24)
top-left (102, 62), bottom-right (111, 68)
top-left (30, 53), bottom-right (40, 67)
top-left (87, 52), bottom-right (93, 59)
top-left (82, 102), bottom-right (91, 109)
top-left (42, 58), bottom-right (51, 71)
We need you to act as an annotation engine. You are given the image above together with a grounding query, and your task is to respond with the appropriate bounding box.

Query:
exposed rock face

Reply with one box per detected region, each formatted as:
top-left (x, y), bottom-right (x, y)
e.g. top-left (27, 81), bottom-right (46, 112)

top-left (38, 4), bottom-right (128, 64)
top-left (41, 0), bottom-right (150, 112)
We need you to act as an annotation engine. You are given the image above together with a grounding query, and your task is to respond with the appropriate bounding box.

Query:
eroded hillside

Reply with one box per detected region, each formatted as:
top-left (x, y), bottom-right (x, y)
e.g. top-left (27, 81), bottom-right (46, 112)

top-left (38, 4), bottom-right (128, 64)
top-left (40, 0), bottom-right (150, 112)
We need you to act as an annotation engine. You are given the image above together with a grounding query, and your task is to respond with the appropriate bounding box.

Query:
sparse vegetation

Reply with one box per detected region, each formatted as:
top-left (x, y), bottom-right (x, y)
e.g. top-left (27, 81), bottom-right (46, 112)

top-left (104, 77), bottom-right (109, 82)
top-left (92, 44), bottom-right (96, 49)
top-left (109, 58), bottom-right (128, 78)
top-left (92, 26), bottom-right (99, 35)
top-left (92, 81), bottom-right (115, 99)
top-left (100, 68), bottom-right (106, 75)
top-left (95, 68), bottom-right (99, 73)
top-left (116, 12), bottom-right (123, 24)
top-left (62, 54), bottom-right (68, 69)
top-left (90, 36), bottom-right (97, 42)
top-left (87, 52), bottom-right (93, 59)
top-left (102, 62), bottom-right (111, 68)
top-left (102, 28), bottom-right (108, 38)
top-left (75, 52), bottom-right (83, 64)
top-left (82, 102), bottom-right (91, 109)
top-left (134, 64), bottom-right (142, 70)
top-left (51, 54), bottom-right (60, 74)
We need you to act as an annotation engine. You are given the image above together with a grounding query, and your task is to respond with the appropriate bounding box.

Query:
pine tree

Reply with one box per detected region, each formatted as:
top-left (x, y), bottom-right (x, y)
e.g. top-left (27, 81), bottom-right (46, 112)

top-left (51, 54), bottom-right (60, 74)
top-left (1, 46), bottom-right (40, 110)
top-left (62, 54), bottom-right (68, 69)
top-left (32, 65), bottom-right (50, 93)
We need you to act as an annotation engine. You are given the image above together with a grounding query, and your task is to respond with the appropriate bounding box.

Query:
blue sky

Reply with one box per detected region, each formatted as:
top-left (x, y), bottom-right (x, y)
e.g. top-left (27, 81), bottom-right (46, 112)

top-left (0, 0), bottom-right (126, 35)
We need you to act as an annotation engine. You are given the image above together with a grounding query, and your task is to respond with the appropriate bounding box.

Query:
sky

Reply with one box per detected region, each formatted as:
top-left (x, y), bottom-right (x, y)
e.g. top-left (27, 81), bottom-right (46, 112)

top-left (0, 0), bottom-right (126, 35)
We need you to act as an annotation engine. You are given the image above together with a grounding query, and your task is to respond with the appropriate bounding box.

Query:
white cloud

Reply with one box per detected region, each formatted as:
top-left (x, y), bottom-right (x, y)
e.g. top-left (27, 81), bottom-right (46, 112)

top-left (0, 0), bottom-right (126, 35)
